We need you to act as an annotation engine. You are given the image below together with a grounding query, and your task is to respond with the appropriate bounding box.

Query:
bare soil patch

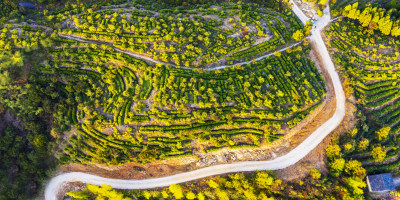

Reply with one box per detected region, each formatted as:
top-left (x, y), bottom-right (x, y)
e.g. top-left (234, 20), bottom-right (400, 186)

top-left (60, 162), bottom-right (187, 180)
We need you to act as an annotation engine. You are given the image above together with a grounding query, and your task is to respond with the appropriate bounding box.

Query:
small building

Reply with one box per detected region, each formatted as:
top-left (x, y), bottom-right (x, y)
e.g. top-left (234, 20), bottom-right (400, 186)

top-left (366, 173), bottom-right (395, 193)
top-left (18, 2), bottom-right (35, 9)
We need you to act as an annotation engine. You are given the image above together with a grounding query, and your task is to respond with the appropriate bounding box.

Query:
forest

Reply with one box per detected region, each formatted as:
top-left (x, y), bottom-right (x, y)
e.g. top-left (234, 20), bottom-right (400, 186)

top-left (0, 36), bottom-right (57, 200)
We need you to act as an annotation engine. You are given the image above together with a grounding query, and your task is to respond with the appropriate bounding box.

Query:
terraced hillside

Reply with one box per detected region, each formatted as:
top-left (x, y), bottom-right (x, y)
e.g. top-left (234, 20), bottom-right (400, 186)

top-left (326, 18), bottom-right (400, 174)
top-left (53, 1), bottom-right (303, 67)
top-left (0, 1), bottom-right (326, 167)
top-left (47, 37), bottom-right (325, 165)
top-left (50, 4), bottom-right (323, 165)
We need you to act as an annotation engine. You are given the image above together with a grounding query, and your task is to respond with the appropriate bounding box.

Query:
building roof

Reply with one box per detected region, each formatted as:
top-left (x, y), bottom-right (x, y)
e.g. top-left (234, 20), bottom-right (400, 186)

top-left (367, 173), bottom-right (395, 192)
top-left (19, 3), bottom-right (35, 9)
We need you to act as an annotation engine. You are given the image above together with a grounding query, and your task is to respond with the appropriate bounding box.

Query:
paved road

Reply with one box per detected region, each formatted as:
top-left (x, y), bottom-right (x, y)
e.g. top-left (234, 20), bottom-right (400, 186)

top-left (45, 2), bottom-right (345, 200)
top-left (289, 0), bottom-right (309, 24)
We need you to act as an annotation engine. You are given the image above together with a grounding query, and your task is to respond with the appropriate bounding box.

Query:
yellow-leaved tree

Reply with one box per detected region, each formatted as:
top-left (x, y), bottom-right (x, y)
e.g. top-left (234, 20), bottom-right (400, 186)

top-left (319, 0), bottom-right (327, 5)
top-left (292, 30), bottom-right (304, 41)
top-left (375, 127), bottom-right (391, 141)
top-left (342, 3), bottom-right (400, 37)
top-left (358, 7), bottom-right (373, 27)
top-left (378, 15), bottom-right (393, 35)
top-left (344, 2), bottom-right (359, 19)
top-left (169, 184), bottom-right (184, 199)
top-left (66, 184), bottom-right (132, 200)
top-left (391, 23), bottom-right (400, 36)
top-left (371, 145), bottom-right (387, 162)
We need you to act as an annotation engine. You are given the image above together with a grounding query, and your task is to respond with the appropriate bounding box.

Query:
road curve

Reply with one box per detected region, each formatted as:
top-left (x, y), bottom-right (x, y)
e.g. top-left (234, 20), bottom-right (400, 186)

top-left (45, 2), bottom-right (345, 200)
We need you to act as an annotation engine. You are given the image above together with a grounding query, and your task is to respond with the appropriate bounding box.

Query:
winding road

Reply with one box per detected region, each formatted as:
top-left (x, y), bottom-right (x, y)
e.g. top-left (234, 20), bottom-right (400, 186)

top-left (44, 1), bottom-right (345, 200)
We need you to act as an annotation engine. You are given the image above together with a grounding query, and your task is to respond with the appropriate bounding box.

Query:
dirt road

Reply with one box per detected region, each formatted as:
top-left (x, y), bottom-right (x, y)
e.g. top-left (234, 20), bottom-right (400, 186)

top-left (58, 34), bottom-right (302, 71)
